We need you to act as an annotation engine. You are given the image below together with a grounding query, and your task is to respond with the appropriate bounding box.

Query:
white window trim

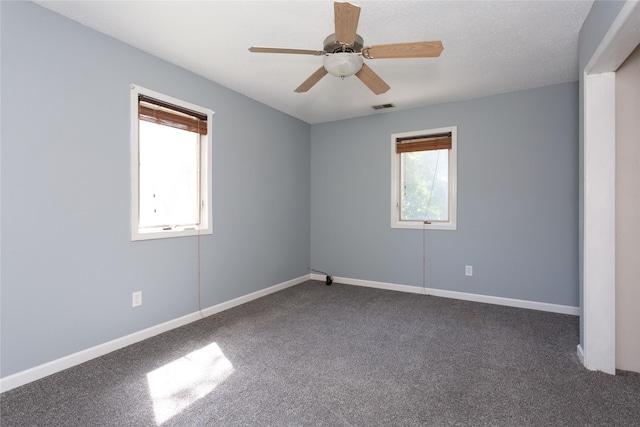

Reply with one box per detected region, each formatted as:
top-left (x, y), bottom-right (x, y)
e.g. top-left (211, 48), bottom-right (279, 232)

top-left (130, 84), bottom-right (214, 241)
top-left (390, 126), bottom-right (457, 230)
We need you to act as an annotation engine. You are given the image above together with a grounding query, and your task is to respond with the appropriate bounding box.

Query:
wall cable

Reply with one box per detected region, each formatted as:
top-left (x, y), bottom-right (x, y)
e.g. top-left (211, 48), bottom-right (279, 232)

top-left (421, 150), bottom-right (441, 295)
top-left (197, 227), bottom-right (205, 319)
top-left (196, 119), bottom-right (206, 320)
top-left (308, 268), bottom-right (334, 285)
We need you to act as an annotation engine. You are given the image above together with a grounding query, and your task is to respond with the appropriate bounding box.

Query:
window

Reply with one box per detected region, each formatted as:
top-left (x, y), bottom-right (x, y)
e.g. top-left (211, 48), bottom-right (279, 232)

top-left (131, 85), bottom-right (213, 240)
top-left (391, 126), bottom-right (457, 230)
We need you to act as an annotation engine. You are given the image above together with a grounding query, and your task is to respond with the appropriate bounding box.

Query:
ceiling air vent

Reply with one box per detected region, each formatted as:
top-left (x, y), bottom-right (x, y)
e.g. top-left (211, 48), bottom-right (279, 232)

top-left (372, 103), bottom-right (395, 110)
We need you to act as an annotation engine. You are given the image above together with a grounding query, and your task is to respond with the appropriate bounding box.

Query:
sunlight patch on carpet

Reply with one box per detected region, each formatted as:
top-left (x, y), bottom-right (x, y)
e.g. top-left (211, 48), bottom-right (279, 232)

top-left (147, 342), bottom-right (234, 425)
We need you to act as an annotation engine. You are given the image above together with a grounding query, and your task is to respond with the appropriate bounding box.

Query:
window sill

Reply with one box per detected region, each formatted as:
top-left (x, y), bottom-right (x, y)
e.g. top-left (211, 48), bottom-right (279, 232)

top-left (391, 220), bottom-right (457, 231)
top-left (132, 226), bottom-right (212, 241)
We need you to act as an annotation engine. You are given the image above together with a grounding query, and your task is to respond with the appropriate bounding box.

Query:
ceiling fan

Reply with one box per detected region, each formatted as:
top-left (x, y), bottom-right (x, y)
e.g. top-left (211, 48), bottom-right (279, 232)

top-left (248, 1), bottom-right (443, 95)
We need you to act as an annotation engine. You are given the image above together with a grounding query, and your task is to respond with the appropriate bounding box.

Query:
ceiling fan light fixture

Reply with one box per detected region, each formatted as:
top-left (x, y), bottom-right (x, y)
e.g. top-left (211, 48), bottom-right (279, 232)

top-left (323, 52), bottom-right (364, 78)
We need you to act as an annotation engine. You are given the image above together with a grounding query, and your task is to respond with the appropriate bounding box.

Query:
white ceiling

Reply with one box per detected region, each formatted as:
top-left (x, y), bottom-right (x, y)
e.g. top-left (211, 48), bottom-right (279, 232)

top-left (34, 0), bottom-right (594, 124)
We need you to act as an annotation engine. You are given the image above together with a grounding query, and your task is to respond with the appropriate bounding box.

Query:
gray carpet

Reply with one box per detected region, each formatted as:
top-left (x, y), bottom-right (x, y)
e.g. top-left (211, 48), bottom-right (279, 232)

top-left (1, 280), bottom-right (639, 426)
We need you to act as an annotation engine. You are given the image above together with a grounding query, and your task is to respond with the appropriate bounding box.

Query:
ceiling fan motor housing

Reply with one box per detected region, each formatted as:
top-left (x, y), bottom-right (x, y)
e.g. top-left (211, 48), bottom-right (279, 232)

top-left (323, 33), bottom-right (364, 53)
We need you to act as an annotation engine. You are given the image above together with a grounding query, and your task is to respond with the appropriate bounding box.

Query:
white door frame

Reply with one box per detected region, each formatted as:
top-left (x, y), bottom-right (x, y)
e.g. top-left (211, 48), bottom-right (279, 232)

top-left (581, 1), bottom-right (640, 374)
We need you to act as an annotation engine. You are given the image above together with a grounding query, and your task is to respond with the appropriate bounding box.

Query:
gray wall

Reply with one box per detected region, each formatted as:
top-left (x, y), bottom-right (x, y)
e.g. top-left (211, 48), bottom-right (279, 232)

top-left (577, 0), bottom-right (626, 346)
top-left (0, 1), bottom-right (311, 377)
top-left (310, 82), bottom-right (579, 306)
top-left (1, 0), bottom-right (584, 380)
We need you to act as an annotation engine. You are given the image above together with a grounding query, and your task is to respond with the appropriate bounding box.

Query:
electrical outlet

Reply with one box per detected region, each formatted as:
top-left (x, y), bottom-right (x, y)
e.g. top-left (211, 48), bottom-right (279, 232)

top-left (132, 291), bottom-right (142, 307)
top-left (465, 265), bottom-right (473, 276)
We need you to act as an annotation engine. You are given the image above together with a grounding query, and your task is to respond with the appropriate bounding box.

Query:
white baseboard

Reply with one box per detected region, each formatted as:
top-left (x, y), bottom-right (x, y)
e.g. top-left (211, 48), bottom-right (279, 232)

top-left (311, 274), bottom-right (580, 316)
top-left (0, 274), bottom-right (309, 393)
top-left (2, 273), bottom-right (580, 393)
top-left (577, 344), bottom-right (585, 365)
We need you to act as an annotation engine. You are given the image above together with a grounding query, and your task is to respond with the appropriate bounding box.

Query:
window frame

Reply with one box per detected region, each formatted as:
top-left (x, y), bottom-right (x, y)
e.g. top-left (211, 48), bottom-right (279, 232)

top-left (390, 126), bottom-right (457, 230)
top-left (130, 84), bottom-right (214, 241)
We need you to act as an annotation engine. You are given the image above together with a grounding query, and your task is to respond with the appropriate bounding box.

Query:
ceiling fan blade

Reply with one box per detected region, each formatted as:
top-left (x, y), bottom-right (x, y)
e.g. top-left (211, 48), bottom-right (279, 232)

top-left (364, 41), bottom-right (444, 59)
top-left (355, 64), bottom-right (390, 95)
top-left (249, 47), bottom-right (325, 56)
top-left (295, 67), bottom-right (329, 93)
top-left (334, 2), bottom-right (361, 46)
